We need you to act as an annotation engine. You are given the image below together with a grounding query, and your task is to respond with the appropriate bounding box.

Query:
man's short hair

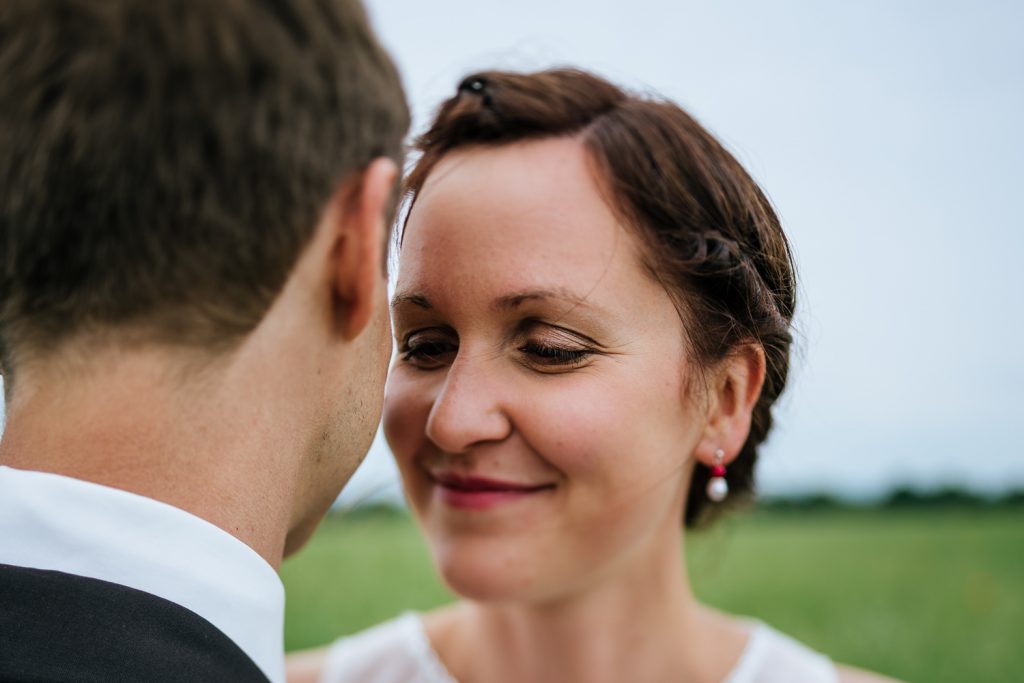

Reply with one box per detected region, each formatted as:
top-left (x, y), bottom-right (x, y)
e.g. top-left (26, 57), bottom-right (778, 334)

top-left (0, 0), bottom-right (409, 378)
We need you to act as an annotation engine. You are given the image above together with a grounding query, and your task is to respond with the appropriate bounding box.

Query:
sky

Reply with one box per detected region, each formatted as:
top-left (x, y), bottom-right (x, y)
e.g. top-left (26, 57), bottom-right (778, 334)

top-left (338, 0), bottom-right (1024, 506)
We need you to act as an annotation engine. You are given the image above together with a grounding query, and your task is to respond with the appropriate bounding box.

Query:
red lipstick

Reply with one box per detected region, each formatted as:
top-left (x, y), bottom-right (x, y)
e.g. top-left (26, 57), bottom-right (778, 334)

top-left (431, 473), bottom-right (555, 510)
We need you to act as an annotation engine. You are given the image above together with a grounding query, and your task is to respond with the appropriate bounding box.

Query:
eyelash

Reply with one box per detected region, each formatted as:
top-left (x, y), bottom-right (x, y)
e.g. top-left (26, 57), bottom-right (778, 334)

top-left (400, 335), bottom-right (594, 371)
top-left (519, 342), bottom-right (592, 367)
top-left (400, 339), bottom-right (455, 369)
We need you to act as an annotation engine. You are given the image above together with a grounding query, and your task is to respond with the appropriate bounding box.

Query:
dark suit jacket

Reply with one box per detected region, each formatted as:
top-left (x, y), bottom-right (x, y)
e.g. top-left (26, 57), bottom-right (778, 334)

top-left (0, 563), bottom-right (271, 682)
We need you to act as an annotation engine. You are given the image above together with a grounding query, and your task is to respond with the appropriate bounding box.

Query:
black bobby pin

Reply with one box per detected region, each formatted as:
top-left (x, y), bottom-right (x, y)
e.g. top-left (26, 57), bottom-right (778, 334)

top-left (458, 76), bottom-right (493, 106)
top-left (458, 76), bottom-right (487, 93)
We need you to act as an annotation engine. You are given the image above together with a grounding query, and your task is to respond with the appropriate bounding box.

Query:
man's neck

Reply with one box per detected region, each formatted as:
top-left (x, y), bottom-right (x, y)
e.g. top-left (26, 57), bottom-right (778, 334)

top-left (0, 347), bottom-right (301, 570)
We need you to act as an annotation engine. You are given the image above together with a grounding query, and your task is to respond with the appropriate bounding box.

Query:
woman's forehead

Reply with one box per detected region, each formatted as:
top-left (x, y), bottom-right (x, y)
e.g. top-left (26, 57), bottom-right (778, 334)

top-left (414, 139), bottom-right (612, 228)
top-left (401, 139), bottom-right (628, 275)
top-left (393, 142), bottom-right (678, 334)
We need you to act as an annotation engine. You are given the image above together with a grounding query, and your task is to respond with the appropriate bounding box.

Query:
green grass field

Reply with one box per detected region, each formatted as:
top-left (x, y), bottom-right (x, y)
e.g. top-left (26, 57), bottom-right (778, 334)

top-left (281, 506), bottom-right (1024, 682)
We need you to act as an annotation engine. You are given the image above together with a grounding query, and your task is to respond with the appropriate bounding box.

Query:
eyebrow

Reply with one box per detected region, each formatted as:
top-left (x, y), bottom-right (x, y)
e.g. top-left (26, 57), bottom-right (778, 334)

top-left (391, 288), bottom-right (595, 313)
top-left (492, 288), bottom-right (594, 313)
top-left (391, 293), bottom-right (432, 310)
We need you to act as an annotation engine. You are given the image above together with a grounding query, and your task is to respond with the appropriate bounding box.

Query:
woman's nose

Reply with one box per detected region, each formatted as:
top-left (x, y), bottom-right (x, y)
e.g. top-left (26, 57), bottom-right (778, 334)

top-left (425, 357), bottom-right (512, 454)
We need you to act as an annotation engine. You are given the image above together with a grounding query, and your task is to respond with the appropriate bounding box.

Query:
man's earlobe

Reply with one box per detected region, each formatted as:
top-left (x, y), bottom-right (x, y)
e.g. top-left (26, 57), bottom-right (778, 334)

top-left (332, 157), bottom-right (399, 340)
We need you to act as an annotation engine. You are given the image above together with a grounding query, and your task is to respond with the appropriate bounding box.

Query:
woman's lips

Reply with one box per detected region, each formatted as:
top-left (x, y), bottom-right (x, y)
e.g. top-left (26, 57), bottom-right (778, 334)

top-left (431, 474), bottom-right (556, 510)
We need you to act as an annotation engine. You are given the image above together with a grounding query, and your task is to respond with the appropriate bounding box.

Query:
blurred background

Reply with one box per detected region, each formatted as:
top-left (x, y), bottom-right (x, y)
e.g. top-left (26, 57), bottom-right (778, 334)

top-left (283, 3), bottom-right (1023, 682)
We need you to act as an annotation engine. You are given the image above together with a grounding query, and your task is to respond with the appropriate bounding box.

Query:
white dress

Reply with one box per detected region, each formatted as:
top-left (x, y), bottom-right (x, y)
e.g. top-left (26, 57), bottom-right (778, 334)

top-left (320, 612), bottom-right (838, 683)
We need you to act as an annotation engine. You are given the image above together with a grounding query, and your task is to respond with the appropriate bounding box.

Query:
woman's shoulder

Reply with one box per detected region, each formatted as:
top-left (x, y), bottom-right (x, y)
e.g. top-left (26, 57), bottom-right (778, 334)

top-left (320, 612), bottom-right (457, 683)
top-left (726, 620), bottom-right (838, 683)
top-left (834, 664), bottom-right (905, 683)
top-left (727, 621), bottom-right (903, 683)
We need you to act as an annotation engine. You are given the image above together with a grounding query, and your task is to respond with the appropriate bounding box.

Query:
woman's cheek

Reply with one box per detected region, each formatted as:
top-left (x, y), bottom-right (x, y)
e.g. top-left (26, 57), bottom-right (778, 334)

top-left (515, 380), bottom-right (627, 476)
top-left (382, 372), bottom-right (430, 464)
top-left (383, 374), bottom-right (440, 519)
top-left (523, 375), bottom-right (682, 499)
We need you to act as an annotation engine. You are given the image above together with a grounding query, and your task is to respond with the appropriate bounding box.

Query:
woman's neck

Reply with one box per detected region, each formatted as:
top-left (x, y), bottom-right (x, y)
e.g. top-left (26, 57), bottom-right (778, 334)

top-left (428, 537), bottom-right (749, 683)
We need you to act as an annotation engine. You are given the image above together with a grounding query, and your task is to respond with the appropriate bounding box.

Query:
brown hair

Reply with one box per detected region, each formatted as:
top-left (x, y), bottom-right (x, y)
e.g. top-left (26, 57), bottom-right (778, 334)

top-left (402, 69), bottom-right (796, 527)
top-left (0, 0), bottom-right (409, 381)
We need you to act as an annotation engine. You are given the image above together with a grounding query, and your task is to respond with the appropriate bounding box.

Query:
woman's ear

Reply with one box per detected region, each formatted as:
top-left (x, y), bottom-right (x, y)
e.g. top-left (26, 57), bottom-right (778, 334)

top-left (330, 157), bottom-right (398, 340)
top-left (694, 344), bottom-right (766, 465)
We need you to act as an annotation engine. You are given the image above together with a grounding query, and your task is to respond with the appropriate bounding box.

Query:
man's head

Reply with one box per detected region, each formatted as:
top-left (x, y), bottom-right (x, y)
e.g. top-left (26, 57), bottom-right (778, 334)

top-left (0, 0), bottom-right (408, 556)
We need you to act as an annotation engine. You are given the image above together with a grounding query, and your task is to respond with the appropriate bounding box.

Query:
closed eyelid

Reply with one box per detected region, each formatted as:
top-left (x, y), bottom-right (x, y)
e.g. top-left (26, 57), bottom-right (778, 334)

top-left (401, 325), bottom-right (455, 342)
top-left (516, 319), bottom-right (604, 349)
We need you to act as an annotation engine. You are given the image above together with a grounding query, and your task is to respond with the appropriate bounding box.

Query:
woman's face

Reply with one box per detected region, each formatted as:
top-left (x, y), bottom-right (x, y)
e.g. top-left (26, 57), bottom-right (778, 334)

top-left (385, 137), bottom-right (708, 603)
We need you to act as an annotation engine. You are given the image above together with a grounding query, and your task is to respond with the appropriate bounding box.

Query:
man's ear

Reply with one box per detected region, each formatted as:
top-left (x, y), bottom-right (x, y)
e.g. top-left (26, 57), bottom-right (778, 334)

top-left (694, 344), bottom-right (766, 465)
top-left (331, 157), bottom-right (398, 340)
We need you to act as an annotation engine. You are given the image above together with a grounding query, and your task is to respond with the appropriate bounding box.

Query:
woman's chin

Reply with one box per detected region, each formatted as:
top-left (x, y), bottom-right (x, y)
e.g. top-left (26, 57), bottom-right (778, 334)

top-left (431, 540), bottom-right (556, 604)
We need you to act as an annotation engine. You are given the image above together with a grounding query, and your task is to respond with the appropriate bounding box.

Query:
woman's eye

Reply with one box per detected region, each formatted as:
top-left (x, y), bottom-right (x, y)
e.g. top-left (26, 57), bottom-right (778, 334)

top-left (520, 342), bottom-right (592, 369)
top-left (401, 336), bottom-right (456, 370)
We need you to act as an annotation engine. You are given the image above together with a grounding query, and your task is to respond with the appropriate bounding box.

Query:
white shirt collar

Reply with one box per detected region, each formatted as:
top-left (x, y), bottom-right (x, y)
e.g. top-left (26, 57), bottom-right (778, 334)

top-left (0, 465), bottom-right (285, 683)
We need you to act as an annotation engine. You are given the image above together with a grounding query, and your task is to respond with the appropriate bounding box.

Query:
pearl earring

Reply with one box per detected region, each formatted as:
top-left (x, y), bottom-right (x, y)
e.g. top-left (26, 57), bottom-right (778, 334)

top-left (706, 448), bottom-right (728, 502)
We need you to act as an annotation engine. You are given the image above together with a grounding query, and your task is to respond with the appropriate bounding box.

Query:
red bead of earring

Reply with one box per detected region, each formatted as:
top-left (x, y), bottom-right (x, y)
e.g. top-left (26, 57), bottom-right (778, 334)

top-left (706, 448), bottom-right (729, 502)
